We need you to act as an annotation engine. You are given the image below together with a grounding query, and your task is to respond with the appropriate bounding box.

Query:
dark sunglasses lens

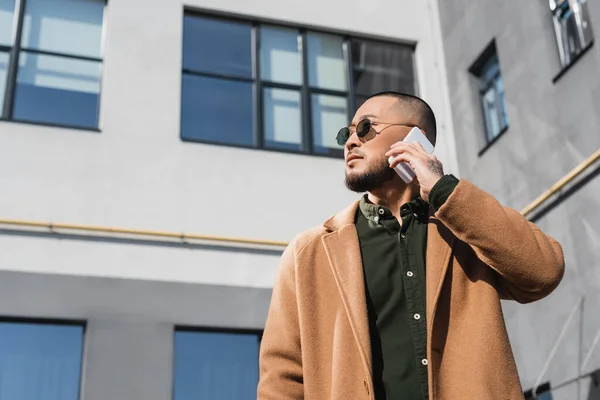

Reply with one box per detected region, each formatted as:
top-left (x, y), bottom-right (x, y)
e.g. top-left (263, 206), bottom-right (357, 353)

top-left (356, 119), bottom-right (372, 138)
top-left (336, 127), bottom-right (350, 146)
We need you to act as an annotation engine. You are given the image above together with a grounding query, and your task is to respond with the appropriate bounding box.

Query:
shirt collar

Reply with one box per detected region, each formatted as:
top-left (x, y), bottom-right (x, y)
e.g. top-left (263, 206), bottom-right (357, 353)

top-left (359, 195), bottom-right (429, 223)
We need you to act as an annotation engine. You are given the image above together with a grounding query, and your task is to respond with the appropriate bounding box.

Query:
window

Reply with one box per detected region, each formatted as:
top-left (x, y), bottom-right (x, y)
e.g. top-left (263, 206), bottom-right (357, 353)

top-left (524, 382), bottom-right (553, 399)
top-left (550, 0), bottom-right (594, 69)
top-left (469, 41), bottom-right (508, 144)
top-left (181, 13), bottom-right (417, 157)
top-left (173, 329), bottom-right (261, 400)
top-left (0, 320), bottom-right (85, 400)
top-left (0, 0), bottom-right (105, 130)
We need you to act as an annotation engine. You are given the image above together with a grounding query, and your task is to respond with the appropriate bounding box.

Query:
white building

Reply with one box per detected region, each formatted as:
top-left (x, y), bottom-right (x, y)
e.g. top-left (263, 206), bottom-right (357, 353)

top-left (0, 0), bottom-right (457, 398)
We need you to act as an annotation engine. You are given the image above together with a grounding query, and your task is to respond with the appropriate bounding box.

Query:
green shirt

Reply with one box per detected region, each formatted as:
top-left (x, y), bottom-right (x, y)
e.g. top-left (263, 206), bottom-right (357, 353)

top-left (355, 175), bottom-right (459, 400)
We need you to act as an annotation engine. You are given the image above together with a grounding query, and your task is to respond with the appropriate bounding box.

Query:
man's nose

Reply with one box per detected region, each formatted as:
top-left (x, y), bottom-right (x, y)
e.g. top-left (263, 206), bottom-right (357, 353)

top-left (345, 131), bottom-right (361, 151)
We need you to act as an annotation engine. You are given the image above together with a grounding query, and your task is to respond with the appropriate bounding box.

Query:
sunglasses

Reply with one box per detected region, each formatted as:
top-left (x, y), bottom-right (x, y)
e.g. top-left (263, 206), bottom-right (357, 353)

top-left (336, 119), bottom-right (415, 146)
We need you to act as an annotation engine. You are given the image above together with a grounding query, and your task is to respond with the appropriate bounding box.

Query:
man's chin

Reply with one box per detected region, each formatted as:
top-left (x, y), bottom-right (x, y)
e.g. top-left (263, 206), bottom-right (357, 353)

top-left (345, 168), bottom-right (397, 193)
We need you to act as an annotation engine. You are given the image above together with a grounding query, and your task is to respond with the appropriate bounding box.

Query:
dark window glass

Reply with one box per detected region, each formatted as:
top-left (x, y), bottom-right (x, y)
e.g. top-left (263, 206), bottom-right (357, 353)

top-left (180, 14), bottom-right (417, 157)
top-left (180, 74), bottom-right (254, 146)
top-left (524, 382), bottom-right (553, 400)
top-left (173, 330), bottom-right (260, 400)
top-left (352, 39), bottom-right (416, 99)
top-left (13, 52), bottom-right (101, 128)
top-left (183, 15), bottom-right (252, 78)
top-left (0, 321), bottom-right (84, 400)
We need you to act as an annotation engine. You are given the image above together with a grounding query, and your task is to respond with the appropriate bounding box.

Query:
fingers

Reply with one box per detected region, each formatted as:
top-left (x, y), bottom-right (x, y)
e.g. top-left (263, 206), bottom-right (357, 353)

top-left (386, 142), bottom-right (428, 160)
top-left (388, 153), bottom-right (415, 169)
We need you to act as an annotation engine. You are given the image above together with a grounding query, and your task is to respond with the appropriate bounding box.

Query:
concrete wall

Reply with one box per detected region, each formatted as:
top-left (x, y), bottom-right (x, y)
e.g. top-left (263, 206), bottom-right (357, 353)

top-left (437, 0), bottom-right (600, 398)
top-left (0, 0), bottom-right (457, 285)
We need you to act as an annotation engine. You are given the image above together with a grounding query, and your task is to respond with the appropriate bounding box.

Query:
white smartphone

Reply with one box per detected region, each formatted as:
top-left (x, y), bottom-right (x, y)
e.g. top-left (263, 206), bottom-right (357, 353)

top-left (388, 127), bottom-right (435, 184)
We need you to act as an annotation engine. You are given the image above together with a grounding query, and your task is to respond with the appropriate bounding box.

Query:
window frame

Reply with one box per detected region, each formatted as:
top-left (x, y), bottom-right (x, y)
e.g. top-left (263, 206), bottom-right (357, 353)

top-left (550, 0), bottom-right (595, 82)
top-left (523, 381), bottom-right (553, 399)
top-left (469, 40), bottom-right (509, 155)
top-left (0, 0), bottom-right (106, 131)
top-left (181, 10), bottom-right (418, 158)
top-left (0, 316), bottom-right (87, 400)
top-left (172, 326), bottom-right (263, 399)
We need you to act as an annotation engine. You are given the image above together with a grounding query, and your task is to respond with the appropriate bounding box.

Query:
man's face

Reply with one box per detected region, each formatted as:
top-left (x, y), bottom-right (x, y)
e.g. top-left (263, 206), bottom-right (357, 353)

top-left (344, 96), bottom-right (416, 193)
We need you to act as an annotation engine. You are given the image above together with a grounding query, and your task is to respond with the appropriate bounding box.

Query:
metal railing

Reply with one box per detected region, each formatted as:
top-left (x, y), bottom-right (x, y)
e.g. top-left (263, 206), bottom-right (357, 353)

top-left (532, 296), bottom-right (600, 399)
top-left (0, 218), bottom-right (288, 249)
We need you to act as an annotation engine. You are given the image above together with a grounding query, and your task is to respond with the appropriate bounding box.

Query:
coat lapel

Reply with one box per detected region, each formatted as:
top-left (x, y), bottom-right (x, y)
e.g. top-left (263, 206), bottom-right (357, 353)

top-left (322, 202), bottom-right (372, 374)
top-left (426, 214), bottom-right (456, 334)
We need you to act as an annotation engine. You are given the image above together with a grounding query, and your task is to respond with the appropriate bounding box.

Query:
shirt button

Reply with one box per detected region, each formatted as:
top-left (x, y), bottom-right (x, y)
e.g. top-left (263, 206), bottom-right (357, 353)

top-left (414, 213), bottom-right (418, 218)
top-left (374, 216), bottom-right (379, 222)
top-left (400, 233), bottom-right (406, 239)
top-left (407, 271), bottom-right (414, 277)
top-left (378, 209), bottom-right (385, 215)
top-left (414, 313), bottom-right (421, 320)
top-left (422, 358), bottom-right (429, 366)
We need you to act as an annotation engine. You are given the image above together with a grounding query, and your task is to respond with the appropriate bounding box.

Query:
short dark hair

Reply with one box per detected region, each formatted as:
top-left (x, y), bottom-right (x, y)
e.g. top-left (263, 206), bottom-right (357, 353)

top-left (366, 91), bottom-right (437, 144)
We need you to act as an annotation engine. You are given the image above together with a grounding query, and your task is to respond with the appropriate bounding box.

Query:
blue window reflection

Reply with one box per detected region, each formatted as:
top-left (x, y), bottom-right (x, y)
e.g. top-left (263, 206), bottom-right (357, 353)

top-left (183, 15), bottom-right (252, 78)
top-left (0, 321), bottom-right (84, 400)
top-left (180, 74), bottom-right (254, 146)
top-left (173, 330), bottom-right (260, 400)
top-left (479, 54), bottom-right (508, 142)
top-left (13, 52), bottom-right (101, 129)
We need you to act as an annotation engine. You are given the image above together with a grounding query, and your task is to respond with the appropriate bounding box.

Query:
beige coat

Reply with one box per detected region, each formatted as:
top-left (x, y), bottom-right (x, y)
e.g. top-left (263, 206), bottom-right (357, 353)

top-left (257, 180), bottom-right (565, 400)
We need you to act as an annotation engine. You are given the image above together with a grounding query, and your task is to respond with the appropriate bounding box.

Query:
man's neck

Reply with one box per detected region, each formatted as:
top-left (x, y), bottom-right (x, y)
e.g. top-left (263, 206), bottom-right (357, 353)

top-left (367, 181), bottom-right (420, 222)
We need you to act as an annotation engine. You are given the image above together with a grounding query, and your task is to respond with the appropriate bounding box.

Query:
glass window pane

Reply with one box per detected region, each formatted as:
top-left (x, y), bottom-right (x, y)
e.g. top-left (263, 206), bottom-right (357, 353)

top-left (183, 15), bottom-right (252, 78)
top-left (495, 75), bottom-right (508, 129)
top-left (482, 85), bottom-right (500, 141)
top-left (480, 54), bottom-right (499, 84)
top-left (312, 94), bottom-right (347, 155)
top-left (173, 331), bottom-right (259, 400)
top-left (260, 26), bottom-right (301, 85)
top-left (0, 322), bottom-right (84, 400)
top-left (181, 74), bottom-right (254, 146)
top-left (14, 52), bottom-right (101, 128)
top-left (0, 51), bottom-right (8, 114)
top-left (352, 39), bottom-right (416, 96)
top-left (21, 0), bottom-right (105, 59)
top-left (263, 87), bottom-right (301, 151)
top-left (307, 33), bottom-right (347, 91)
top-left (0, 0), bottom-right (15, 46)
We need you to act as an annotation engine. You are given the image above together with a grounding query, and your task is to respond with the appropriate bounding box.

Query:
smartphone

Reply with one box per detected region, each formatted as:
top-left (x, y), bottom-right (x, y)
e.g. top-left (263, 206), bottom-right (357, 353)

top-left (388, 127), bottom-right (435, 184)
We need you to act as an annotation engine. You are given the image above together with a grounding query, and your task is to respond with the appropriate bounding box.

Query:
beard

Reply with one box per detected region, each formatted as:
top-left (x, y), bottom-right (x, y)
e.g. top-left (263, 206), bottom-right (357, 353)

top-left (345, 155), bottom-right (397, 193)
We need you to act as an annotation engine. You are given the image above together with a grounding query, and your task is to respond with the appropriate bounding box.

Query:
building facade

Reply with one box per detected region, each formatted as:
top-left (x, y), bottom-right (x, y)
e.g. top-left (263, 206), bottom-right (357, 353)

top-left (438, 0), bottom-right (600, 399)
top-left (0, 0), bottom-right (457, 398)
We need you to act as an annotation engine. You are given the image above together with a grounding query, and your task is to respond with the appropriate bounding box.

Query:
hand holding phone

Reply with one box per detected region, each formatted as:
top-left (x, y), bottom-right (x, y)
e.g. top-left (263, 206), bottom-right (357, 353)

top-left (388, 127), bottom-right (435, 184)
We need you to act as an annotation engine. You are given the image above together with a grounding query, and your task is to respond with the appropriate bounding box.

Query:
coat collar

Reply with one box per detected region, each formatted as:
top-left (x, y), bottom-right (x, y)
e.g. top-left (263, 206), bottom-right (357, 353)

top-left (322, 200), bottom-right (360, 232)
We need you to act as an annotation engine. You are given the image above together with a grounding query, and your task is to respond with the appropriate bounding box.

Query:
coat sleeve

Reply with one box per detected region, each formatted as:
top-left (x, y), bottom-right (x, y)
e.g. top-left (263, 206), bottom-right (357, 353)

top-left (435, 179), bottom-right (565, 303)
top-left (257, 241), bottom-right (304, 399)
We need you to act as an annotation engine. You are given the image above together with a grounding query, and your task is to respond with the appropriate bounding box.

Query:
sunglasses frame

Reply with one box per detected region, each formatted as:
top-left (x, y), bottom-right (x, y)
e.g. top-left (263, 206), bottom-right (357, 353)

top-left (336, 118), bottom-right (416, 146)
